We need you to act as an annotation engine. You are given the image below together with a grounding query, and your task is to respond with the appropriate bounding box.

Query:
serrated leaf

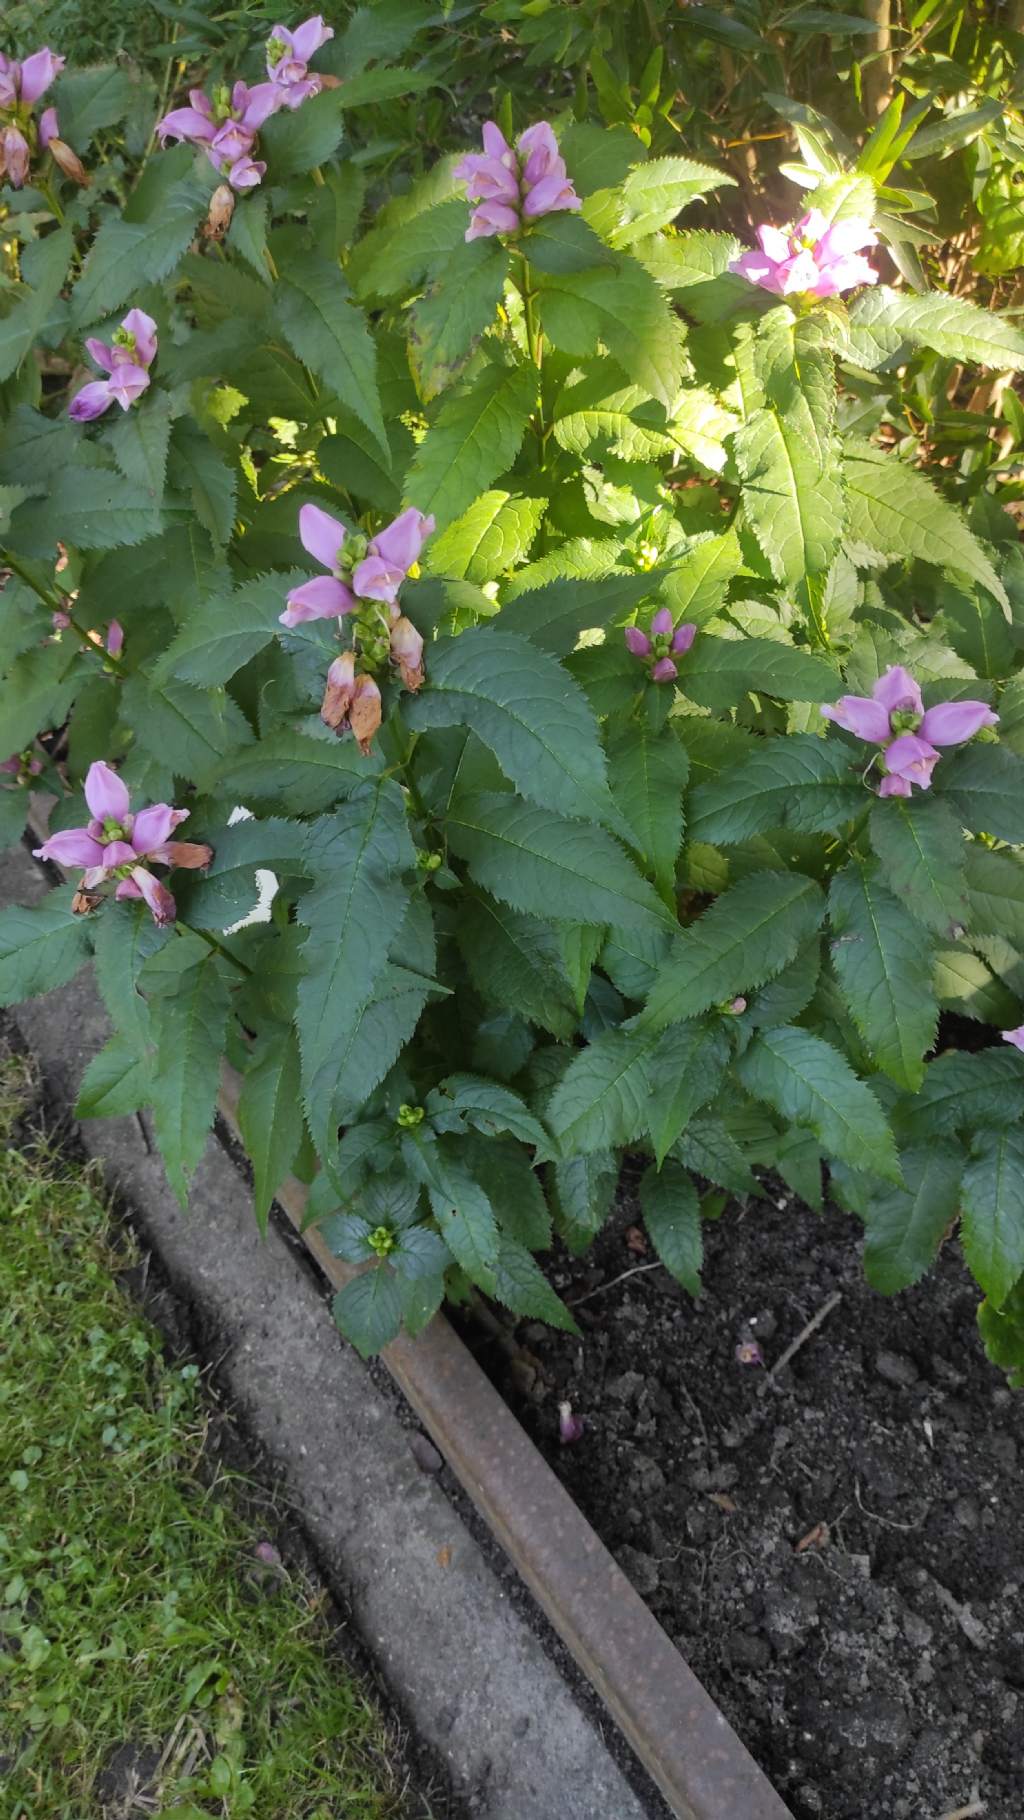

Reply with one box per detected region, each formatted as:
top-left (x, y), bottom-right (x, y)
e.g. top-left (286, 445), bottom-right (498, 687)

top-left (964, 844), bottom-right (1024, 945)
top-left (180, 816), bottom-right (305, 930)
top-left (674, 1114), bottom-right (758, 1195)
top-left (428, 1160), bottom-right (499, 1284)
top-left (426, 1073), bottom-right (551, 1153)
top-left (933, 943), bottom-right (1017, 1026)
top-left (681, 637), bottom-right (840, 710)
top-left (447, 791), bottom-right (676, 940)
top-left (547, 1022), bottom-right (663, 1155)
top-left (607, 720), bottom-right (688, 896)
top-left (55, 64), bottom-right (137, 147)
top-left (901, 1048), bottom-right (1024, 1140)
top-left (660, 530), bottom-right (744, 626)
top-left (169, 423), bottom-right (237, 548)
top-left (10, 468), bottom-right (163, 555)
top-left (734, 407), bottom-right (845, 587)
top-left (349, 198), bottom-right (467, 301)
top-left (868, 795), bottom-right (968, 938)
top-left (237, 1028), bottom-right (304, 1234)
top-left (455, 891), bottom-right (578, 1039)
top-left (738, 1024), bottom-right (901, 1183)
top-left (828, 862), bottom-right (937, 1091)
top-left (0, 641), bottom-right (85, 755)
top-left (329, 965), bottom-right (436, 1129)
top-left (332, 1268), bottom-right (403, 1357)
top-left (107, 394), bottom-right (172, 503)
top-left (940, 743), bottom-right (1024, 846)
top-left (121, 674), bottom-right (253, 786)
top-left (213, 728), bottom-right (381, 810)
top-left (849, 285), bottom-right (1024, 372)
top-left (148, 953), bottom-right (230, 1205)
top-left (409, 237), bottom-right (508, 402)
top-left (274, 256), bottom-right (386, 452)
top-left (404, 357), bottom-right (537, 530)
top-left (0, 891), bottom-right (93, 1004)
top-left (71, 182), bottom-right (204, 323)
top-left (689, 733), bottom-right (861, 843)
top-left (646, 1019), bottom-right (730, 1165)
top-left (601, 156), bottom-right (735, 247)
top-left (503, 570), bottom-right (663, 656)
top-left (404, 626), bottom-right (619, 829)
top-left (75, 1031), bottom-right (152, 1120)
top-left (492, 1240), bottom-right (577, 1331)
top-left (0, 229), bottom-right (72, 383)
top-left (639, 871), bottom-right (824, 1032)
top-left (427, 491), bottom-right (545, 584)
top-left (551, 1150), bottom-right (618, 1251)
top-left (961, 1127), bottom-right (1024, 1307)
top-left (296, 783), bottom-right (414, 1153)
top-left (639, 1161), bottom-right (702, 1293)
top-left (536, 254), bottom-right (686, 409)
top-left (844, 439), bottom-right (1008, 611)
top-left (157, 571), bottom-right (302, 686)
top-left (91, 900), bottom-right (167, 1047)
top-left (261, 86), bottom-right (345, 180)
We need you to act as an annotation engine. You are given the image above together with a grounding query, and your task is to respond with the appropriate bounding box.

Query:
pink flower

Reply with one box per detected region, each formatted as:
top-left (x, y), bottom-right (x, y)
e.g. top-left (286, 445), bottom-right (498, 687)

top-left (0, 47), bottom-right (65, 109)
top-left (351, 508), bottom-right (435, 605)
top-left (280, 504), bottom-right (356, 627)
top-left (0, 124), bottom-right (30, 188)
top-left (624, 609), bottom-right (696, 683)
top-left (157, 78), bottom-right (281, 190)
top-left (1001, 1026), bottom-right (1024, 1053)
top-left (821, 664), bottom-right (998, 795)
top-left (557, 1400), bottom-right (584, 1445)
top-left (266, 16), bottom-right (334, 107)
top-left (454, 118), bottom-right (581, 241)
top-left (729, 209), bottom-right (878, 300)
top-left (106, 621), bottom-right (124, 658)
top-left (31, 761), bottom-right (210, 926)
top-left (69, 308), bottom-right (158, 421)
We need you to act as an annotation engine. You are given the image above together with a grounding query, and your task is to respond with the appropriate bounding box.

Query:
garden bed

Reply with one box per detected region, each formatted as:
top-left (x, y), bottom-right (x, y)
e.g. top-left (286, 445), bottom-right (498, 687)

top-left (463, 1174), bottom-right (1024, 1820)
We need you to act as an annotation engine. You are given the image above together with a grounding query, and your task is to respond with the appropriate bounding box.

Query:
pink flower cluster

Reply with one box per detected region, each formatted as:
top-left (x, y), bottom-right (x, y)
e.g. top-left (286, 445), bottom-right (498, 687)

top-left (0, 46), bottom-right (64, 188)
top-left (156, 15), bottom-right (332, 190)
top-left (281, 504), bottom-right (434, 753)
top-left (454, 120), bottom-right (581, 241)
top-left (821, 664), bottom-right (997, 797)
top-left (32, 762), bottom-right (211, 927)
top-left (729, 209), bottom-right (877, 300)
top-left (69, 308), bottom-right (158, 422)
top-left (625, 608), bottom-right (697, 683)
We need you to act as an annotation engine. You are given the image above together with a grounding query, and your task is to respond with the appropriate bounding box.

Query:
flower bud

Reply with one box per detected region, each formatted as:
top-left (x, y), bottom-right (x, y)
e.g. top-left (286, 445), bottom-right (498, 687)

top-left (624, 625), bottom-right (651, 658)
top-left (47, 134), bottom-right (91, 186)
top-left (671, 622), bottom-right (697, 655)
top-left (558, 1400), bottom-right (584, 1445)
top-left (349, 673), bottom-right (382, 755)
top-left (389, 615), bottom-right (424, 691)
top-left (105, 620), bottom-right (124, 658)
top-left (320, 651), bottom-right (356, 729)
top-left (650, 656), bottom-right (678, 683)
top-left (650, 606), bottom-right (673, 638)
top-left (203, 183), bottom-right (235, 240)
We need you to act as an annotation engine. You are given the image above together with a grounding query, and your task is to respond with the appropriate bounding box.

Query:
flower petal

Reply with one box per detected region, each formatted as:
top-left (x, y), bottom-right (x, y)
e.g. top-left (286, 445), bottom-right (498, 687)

top-left (820, 694), bottom-right (892, 744)
top-left (370, 507), bottom-right (435, 572)
top-left (299, 502), bottom-right (346, 571)
top-left (131, 867), bottom-right (177, 926)
top-left (872, 664), bottom-right (923, 717)
top-left (131, 803), bottom-right (187, 855)
top-left (918, 700), bottom-right (999, 746)
top-left (32, 827), bottom-right (105, 868)
top-left (119, 308), bottom-right (158, 368)
top-left (882, 732), bottom-right (940, 786)
top-left (102, 840), bottom-right (137, 867)
top-left (18, 47), bottom-right (65, 103)
top-left (280, 574), bottom-right (355, 625)
top-left (1001, 1026), bottom-right (1024, 1053)
top-left (352, 553), bottom-right (404, 604)
top-left (84, 761), bottom-right (130, 823)
top-left (624, 626), bottom-right (651, 656)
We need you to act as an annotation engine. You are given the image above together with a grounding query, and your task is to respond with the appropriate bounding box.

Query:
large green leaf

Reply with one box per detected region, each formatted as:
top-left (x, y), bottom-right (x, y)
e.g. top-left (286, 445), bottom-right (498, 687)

top-left (404, 627), bottom-right (620, 830)
top-left (638, 871), bottom-right (824, 1031)
top-left (900, 1048), bottom-right (1024, 1140)
top-left (296, 783), bottom-right (415, 1153)
top-left (660, 530), bottom-right (744, 626)
top-left (427, 492), bottom-right (545, 584)
top-left (333, 1268), bottom-right (403, 1357)
top-left (536, 255), bottom-right (687, 410)
top-left (646, 1018), bottom-right (730, 1165)
top-left (689, 734), bottom-right (862, 843)
top-left (940, 743), bottom-right (1024, 846)
top-left (157, 572), bottom-right (302, 686)
top-left (639, 1161), bottom-right (702, 1294)
top-left (862, 1143), bottom-right (964, 1294)
top-left (274, 256), bottom-right (387, 452)
top-left (493, 1241), bottom-right (577, 1331)
top-left (607, 720), bottom-right (689, 897)
top-left (849, 285), bottom-right (1024, 372)
top-left (738, 1024), bottom-right (901, 1183)
top-left (446, 791), bottom-right (675, 940)
top-left (349, 198), bottom-right (467, 301)
top-left (180, 817), bottom-right (307, 930)
top-left (868, 794), bottom-right (969, 938)
top-left (408, 237), bottom-right (509, 402)
top-left (680, 637), bottom-right (840, 710)
top-left (147, 952), bottom-right (231, 1205)
top-left (844, 439), bottom-right (1008, 611)
top-left (213, 728), bottom-right (381, 810)
top-left (964, 843), bottom-right (1024, 945)
top-left (596, 156), bottom-right (735, 247)
top-left (734, 406), bottom-right (845, 587)
top-left (107, 394), bottom-right (173, 505)
top-left (961, 1127), bottom-right (1024, 1307)
top-left (455, 892), bottom-right (578, 1039)
top-left (503, 570), bottom-right (663, 657)
top-left (120, 674), bottom-right (254, 786)
top-left (237, 1027), bottom-right (305, 1234)
top-left (0, 229), bottom-right (72, 382)
top-left (169, 423), bottom-right (237, 548)
top-left (0, 891), bottom-right (93, 1004)
top-left (10, 468), bottom-right (163, 555)
top-left (547, 1022), bottom-right (662, 1154)
top-left (71, 181), bottom-right (204, 323)
top-left (404, 357), bottom-right (537, 530)
top-left (828, 862), bottom-right (938, 1090)
top-left (552, 1150), bottom-right (619, 1251)
top-left (76, 1031), bottom-right (152, 1120)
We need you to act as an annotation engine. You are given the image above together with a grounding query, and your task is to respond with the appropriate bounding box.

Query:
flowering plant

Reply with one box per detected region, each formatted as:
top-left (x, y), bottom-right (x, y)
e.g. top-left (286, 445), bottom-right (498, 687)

top-left (3, 14), bottom-right (1024, 1382)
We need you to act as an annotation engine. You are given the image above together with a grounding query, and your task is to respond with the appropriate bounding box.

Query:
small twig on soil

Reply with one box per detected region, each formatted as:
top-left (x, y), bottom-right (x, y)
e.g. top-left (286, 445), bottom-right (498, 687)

top-left (566, 1261), bottom-right (665, 1307)
top-left (936, 1799), bottom-right (986, 1820)
top-left (765, 1291), bottom-right (842, 1382)
top-left (853, 1478), bottom-right (921, 1533)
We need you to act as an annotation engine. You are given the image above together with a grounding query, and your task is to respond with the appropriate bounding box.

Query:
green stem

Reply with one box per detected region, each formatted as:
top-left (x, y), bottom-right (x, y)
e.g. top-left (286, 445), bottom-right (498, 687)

top-left (41, 178), bottom-right (66, 226)
top-left (184, 924), bottom-right (253, 976)
top-left (0, 548), bottom-right (129, 678)
top-left (515, 251), bottom-right (547, 456)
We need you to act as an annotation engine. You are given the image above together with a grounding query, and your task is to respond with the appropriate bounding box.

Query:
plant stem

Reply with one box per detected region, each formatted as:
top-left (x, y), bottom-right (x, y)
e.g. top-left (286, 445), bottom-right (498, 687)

top-left (184, 924), bottom-right (253, 975)
top-left (0, 548), bottom-right (130, 678)
top-left (515, 251), bottom-right (547, 456)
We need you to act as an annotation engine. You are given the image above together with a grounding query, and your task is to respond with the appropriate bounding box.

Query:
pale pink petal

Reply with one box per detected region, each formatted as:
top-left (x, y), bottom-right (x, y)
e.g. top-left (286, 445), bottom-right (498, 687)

top-left (84, 338), bottom-right (115, 373)
top-left (299, 502), bottom-right (346, 571)
top-left (466, 201), bottom-right (520, 240)
top-left (106, 363), bottom-right (150, 410)
top-left (157, 105), bottom-right (216, 144)
top-left (1000, 1025), bottom-right (1024, 1052)
top-left (877, 774), bottom-right (912, 798)
top-left (32, 827), bottom-right (104, 868)
top-left (19, 47), bottom-right (65, 104)
top-left (228, 155), bottom-right (265, 191)
top-left (105, 620), bottom-right (124, 657)
top-left (522, 171), bottom-right (581, 218)
top-left (818, 217), bottom-right (877, 259)
top-left (241, 79), bottom-right (284, 129)
top-left (131, 803), bottom-right (187, 855)
top-left (291, 14), bottom-right (333, 60)
top-left (371, 507), bottom-right (434, 572)
top-left (918, 700), bottom-right (999, 746)
top-left (624, 627), bottom-right (650, 657)
top-left (114, 876), bottom-right (143, 900)
top-left (796, 209), bottom-right (828, 243)
top-left (872, 665), bottom-right (923, 717)
top-left (517, 121), bottom-right (560, 186)
top-left (84, 760), bottom-right (131, 824)
top-left (755, 224), bottom-right (790, 263)
top-left (482, 120), bottom-right (515, 163)
top-left (39, 106), bottom-right (59, 149)
top-left (131, 867), bottom-right (176, 926)
top-left (672, 622), bottom-right (697, 654)
top-left (820, 694), bottom-right (892, 744)
top-left (882, 733), bottom-right (939, 787)
top-left (352, 553), bottom-right (403, 604)
top-left (777, 250), bottom-right (820, 296)
top-left (650, 657), bottom-right (678, 683)
top-left (281, 574), bottom-right (355, 625)
top-left (650, 607), bottom-right (673, 637)
top-left (728, 249), bottom-right (783, 292)
top-left (119, 308), bottom-right (158, 368)
top-left (2, 126), bottom-right (30, 187)
top-left (101, 840), bottom-right (137, 867)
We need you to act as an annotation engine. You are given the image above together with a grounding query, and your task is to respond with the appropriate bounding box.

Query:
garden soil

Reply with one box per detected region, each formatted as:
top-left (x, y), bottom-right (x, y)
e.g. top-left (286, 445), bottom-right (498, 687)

top-left (463, 1172), bottom-right (1024, 1820)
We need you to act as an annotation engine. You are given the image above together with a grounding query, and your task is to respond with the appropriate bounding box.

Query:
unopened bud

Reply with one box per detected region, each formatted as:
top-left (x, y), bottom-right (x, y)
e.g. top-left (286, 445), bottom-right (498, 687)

top-left (203, 183), bottom-right (235, 240)
top-left (389, 615), bottom-right (424, 692)
top-left (728, 996), bottom-right (747, 1015)
top-left (349, 673), bottom-right (382, 755)
top-left (397, 1103), bottom-right (424, 1129)
top-left (558, 1400), bottom-right (584, 1445)
top-left (320, 651), bottom-right (356, 730)
top-left (48, 136), bottom-right (91, 187)
top-left (735, 1339), bottom-right (764, 1367)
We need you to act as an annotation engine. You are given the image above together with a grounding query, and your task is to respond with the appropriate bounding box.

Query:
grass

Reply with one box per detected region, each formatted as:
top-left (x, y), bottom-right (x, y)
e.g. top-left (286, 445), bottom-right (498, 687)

top-left (0, 1053), bottom-right (415, 1820)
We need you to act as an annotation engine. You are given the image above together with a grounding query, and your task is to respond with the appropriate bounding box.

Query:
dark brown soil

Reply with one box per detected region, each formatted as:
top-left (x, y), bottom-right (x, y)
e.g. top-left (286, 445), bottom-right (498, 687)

top-left (464, 1174), bottom-right (1024, 1820)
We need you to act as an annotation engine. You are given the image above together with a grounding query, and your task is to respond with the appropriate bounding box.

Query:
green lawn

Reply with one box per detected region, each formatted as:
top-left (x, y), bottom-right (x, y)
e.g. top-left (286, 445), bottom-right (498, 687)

top-left (0, 1052), bottom-right (416, 1820)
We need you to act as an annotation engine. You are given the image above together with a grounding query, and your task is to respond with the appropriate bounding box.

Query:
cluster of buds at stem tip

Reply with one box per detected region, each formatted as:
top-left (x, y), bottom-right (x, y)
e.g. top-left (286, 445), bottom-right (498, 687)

top-left (0, 47), bottom-right (71, 189)
top-left (1, 749), bottom-right (43, 784)
top-left (69, 309), bottom-right (158, 422)
top-left (820, 664), bottom-right (998, 798)
top-left (31, 761), bottom-right (212, 927)
top-left (453, 120), bottom-right (581, 241)
top-left (624, 608), bottom-right (696, 683)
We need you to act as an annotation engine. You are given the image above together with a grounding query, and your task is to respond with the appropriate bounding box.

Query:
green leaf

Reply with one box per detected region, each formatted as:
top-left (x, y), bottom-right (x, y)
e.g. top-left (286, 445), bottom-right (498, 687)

top-left (901, 1048), bottom-right (1024, 1140)
top-left (547, 1022), bottom-right (663, 1155)
top-left (427, 491), bottom-right (545, 584)
top-left (738, 1025), bottom-right (901, 1183)
top-left (107, 394), bottom-right (173, 504)
top-left (734, 407), bottom-right (844, 587)
top-left (349, 198), bottom-right (467, 301)
top-left (71, 182), bottom-right (204, 324)
top-left (120, 674), bottom-right (253, 786)
top-left (0, 229), bottom-right (72, 382)
top-left (599, 156), bottom-right (735, 247)
top-left (157, 571), bottom-right (301, 686)
top-left (10, 468), bottom-right (162, 555)
top-left (639, 871), bottom-right (824, 1032)
top-left (0, 891), bottom-right (93, 1004)
top-left (868, 795), bottom-right (969, 938)
top-left (680, 637), bottom-right (840, 711)
top-left (180, 818), bottom-right (307, 929)
top-left (409, 237), bottom-right (509, 403)
top-left (405, 626), bottom-right (619, 830)
top-left (932, 944), bottom-right (1017, 1026)
top-left (296, 783), bottom-right (415, 1153)
top-left (404, 357), bottom-right (537, 530)
top-left (332, 1268), bottom-right (403, 1358)
top-left (0, 641), bottom-right (84, 755)
top-left (91, 900), bottom-right (167, 1047)
top-left (639, 1161), bottom-right (702, 1294)
top-left (844, 439), bottom-right (1008, 611)
top-left (147, 953), bottom-right (230, 1205)
top-left (503, 570), bottom-right (663, 657)
top-left (848, 285), bottom-right (1024, 372)
top-left (552, 1150), bottom-right (619, 1251)
top-left (828, 862), bottom-right (938, 1091)
top-left (427, 1159), bottom-right (499, 1285)
top-left (319, 413), bottom-right (407, 515)
top-left (76, 1031), bottom-right (152, 1120)
top-left (274, 256), bottom-right (386, 452)
top-left (455, 891), bottom-right (578, 1039)
top-left (261, 86), bottom-right (345, 180)
top-left (660, 530), bottom-right (744, 626)
top-left (689, 733), bottom-right (861, 843)
top-left (520, 212), bottom-right (616, 274)
top-left (940, 743), bottom-right (1024, 846)
top-left (331, 965), bottom-right (437, 1129)
top-left (646, 1019), bottom-right (730, 1165)
top-left (536, 254), bottom-right (686, 410)
top-left (961, 1127), bottom-right (1024, 1307)
top-left (237, 1028), bottom-right (304, 1235)
top-left (493, 1241), bottom-right (577, 1331)
top-left (447, 791), bottom-right (676, 940)
top-left (169, 423), bottom-right (237, 548)
top-left (54, 64), bottom-right (137, 147)
top-left (426, 1073), bottom-right (551, 1153)
top-left (607, 720), bottom-right (688, 896)
top-left (674, 1114), bottom-right (758, 1195)
top-left (213, 727), bottom-right (380, 809)
top-left (964, 843), bottom-right (1024, 946)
